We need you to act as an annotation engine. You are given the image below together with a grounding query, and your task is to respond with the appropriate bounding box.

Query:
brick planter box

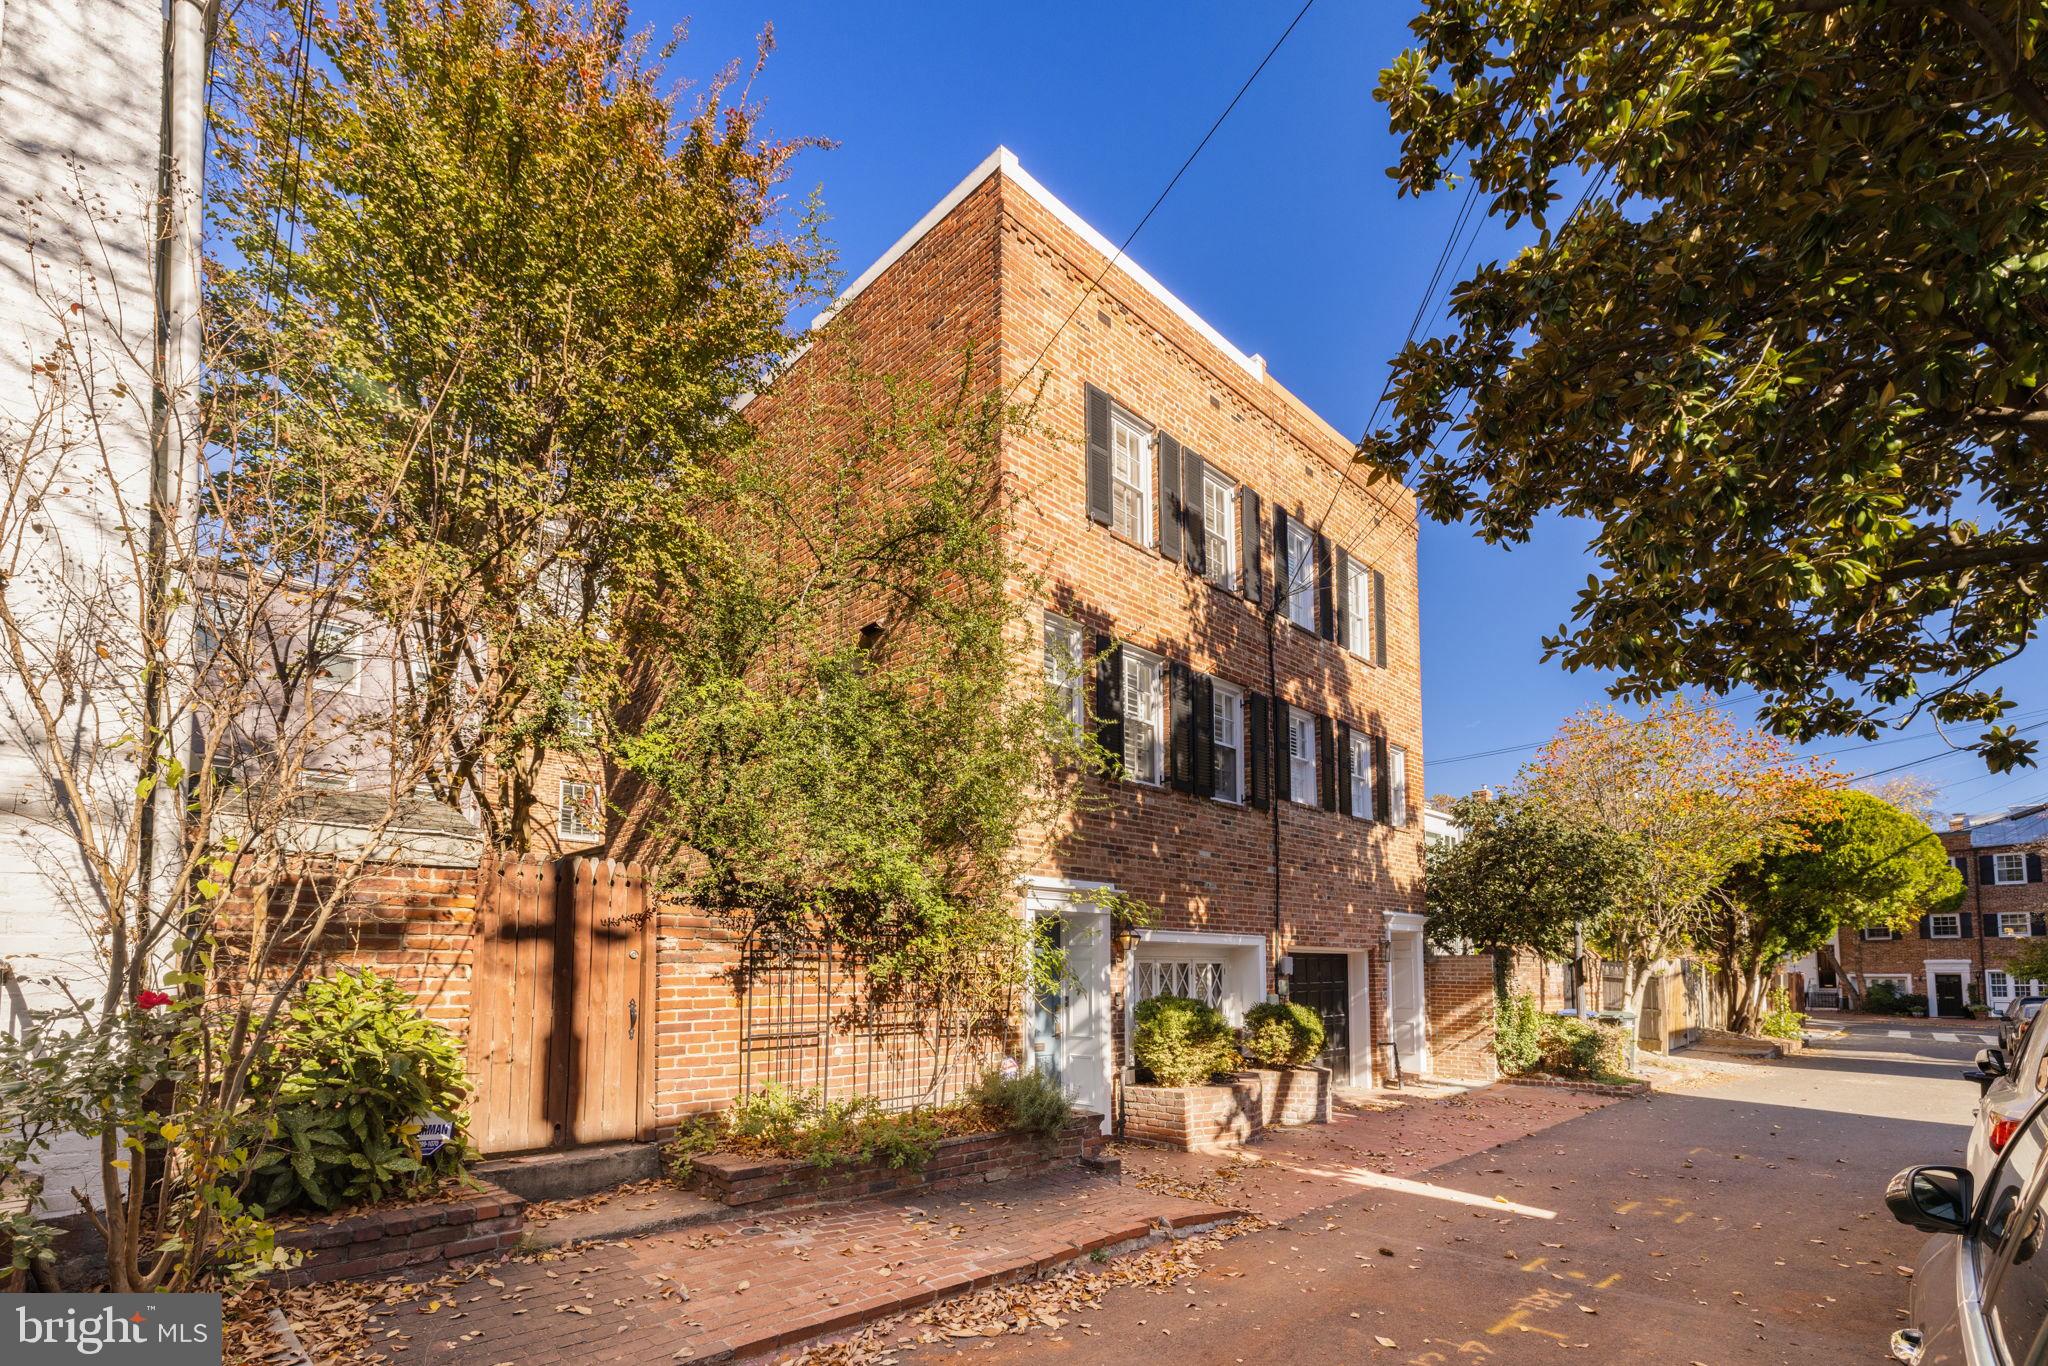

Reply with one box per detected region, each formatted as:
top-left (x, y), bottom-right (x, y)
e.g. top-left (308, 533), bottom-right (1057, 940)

top-left (269, 1181), bottom-right (526, 1287)
top-left (1232, 1066), bottom-right (1331, 1127)
top-left (1122, 1079), bottom-right (1262, 1152)
top-left (684, 1113), bottom-right (1105, 1211)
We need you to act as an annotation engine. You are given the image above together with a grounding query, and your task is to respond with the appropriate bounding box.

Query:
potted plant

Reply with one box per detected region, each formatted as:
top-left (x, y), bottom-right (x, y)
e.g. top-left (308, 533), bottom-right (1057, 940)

top-left (1123, 995), bottom-right (1248, 1151)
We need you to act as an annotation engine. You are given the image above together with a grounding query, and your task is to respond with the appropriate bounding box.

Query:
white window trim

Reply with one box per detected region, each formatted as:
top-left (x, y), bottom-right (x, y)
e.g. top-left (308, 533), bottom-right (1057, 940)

top-left (298, 769), bottom-right (355, 792)
top-left (1863, 926), bottom-right (1895, 941)
top-left (1862, 972), bottom-right (1912, 992)
top-left (1202, 471), bottom-right (1238, 591)
top-left (1999, 911), bottom-right (2034, 939)
top-left (1125, 929), bottom-right (1266, 1029)
top-left (1043, 612), bottom-right (1086, 729)
top-left (1108, 409), bottom-right (1154, 548)
top-left (1929, 912), bottom-right (1963, 939)
top-left (558, 779), bottom-right (600, 838)
top-left (1284, 522), bottom-right (1316, 631)
top-left (1211, 681), bottom-right (1245, 806)
top-left (1347, 730), bottom-right (1373, 821)
top-left (1994, 852), bottom-right (2028, 886)
top-left (1286, 706), bottom-right (1318, 807)
top-left (1121, 647), bottom-right (1165, 787)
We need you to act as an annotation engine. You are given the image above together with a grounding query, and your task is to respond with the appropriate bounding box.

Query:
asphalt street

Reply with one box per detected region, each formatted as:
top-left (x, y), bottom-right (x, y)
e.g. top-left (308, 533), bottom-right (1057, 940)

top-left (914, 1017), bottom-right (1982, 1365)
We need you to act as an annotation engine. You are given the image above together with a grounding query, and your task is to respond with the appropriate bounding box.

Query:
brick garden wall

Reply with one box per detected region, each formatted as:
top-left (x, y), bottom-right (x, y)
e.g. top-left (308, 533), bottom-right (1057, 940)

top-left (270, 1182), bottom-right (525, 1287)
top-left (1425, 954), bottom-right (1498, 1082)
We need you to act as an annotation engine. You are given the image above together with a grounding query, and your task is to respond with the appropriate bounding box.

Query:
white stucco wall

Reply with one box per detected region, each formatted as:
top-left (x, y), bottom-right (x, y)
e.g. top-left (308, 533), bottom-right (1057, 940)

top-left (0, 0), bottom-right (165, 1215)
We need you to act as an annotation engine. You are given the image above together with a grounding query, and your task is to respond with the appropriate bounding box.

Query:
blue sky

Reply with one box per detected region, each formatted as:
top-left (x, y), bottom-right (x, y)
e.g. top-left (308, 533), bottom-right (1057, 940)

top-left (652, 0), bottom-right (2046, 813)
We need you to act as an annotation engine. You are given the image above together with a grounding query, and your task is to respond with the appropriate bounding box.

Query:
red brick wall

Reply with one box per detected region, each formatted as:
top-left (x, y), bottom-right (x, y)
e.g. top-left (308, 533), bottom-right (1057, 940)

top-left (745, 162), bottom-right (1425, 1089)
top-left (1425, 954), bottom-right (1498, 1081)
top-left (1834, 827), bottom-right (2048, 1004)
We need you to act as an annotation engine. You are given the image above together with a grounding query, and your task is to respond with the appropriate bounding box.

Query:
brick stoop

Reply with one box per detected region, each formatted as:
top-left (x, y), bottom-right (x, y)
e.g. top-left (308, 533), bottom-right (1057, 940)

top-left (366, 1169), bottom-right (1239, 1364)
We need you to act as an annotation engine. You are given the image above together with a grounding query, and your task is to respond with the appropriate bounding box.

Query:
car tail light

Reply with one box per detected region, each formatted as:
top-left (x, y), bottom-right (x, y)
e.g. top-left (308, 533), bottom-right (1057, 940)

top-left (1992, 1116), bottom-right (2022, 1152)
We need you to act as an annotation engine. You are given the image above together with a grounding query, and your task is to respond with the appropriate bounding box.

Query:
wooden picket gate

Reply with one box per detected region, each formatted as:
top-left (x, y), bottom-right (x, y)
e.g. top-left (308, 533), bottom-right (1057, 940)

top-left (468, 854), bottom-right (656, 1154)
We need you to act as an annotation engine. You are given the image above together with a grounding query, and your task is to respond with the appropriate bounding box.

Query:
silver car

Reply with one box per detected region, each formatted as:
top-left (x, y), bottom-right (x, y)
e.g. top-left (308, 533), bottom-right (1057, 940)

top-left (1966, 1014), bottom-right (2048, 1181)
top-left (1889, 1087), bottom-right (2048, 1363)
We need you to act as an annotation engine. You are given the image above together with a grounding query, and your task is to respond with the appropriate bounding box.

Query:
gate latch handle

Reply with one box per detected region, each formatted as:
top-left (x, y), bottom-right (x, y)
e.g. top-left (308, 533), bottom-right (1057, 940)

top-left (628, 998), bottom-right (638, 1040)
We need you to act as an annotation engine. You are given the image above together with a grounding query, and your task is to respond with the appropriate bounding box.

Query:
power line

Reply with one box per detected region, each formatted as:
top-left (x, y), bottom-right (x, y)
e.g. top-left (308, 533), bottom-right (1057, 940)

top-left (1005, 0), bottom-right (1316, 403)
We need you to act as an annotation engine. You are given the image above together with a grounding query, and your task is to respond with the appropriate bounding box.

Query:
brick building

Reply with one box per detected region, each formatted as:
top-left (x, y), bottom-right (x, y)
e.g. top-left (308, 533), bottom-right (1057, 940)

top-left (747, 148), bottom-right (1427, 1115)
top-left (1834, 804), bottom-right (2048, 1016)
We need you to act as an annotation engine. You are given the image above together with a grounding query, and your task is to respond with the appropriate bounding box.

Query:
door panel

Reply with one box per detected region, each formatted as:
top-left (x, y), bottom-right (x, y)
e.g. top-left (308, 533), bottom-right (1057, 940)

top-left (1391, 935), bottom-right (1426, 1069)
top-left (1058, 911), bottom-right (1112, 1126)
top-left (1291, 953), bottom-right (1351, 1081)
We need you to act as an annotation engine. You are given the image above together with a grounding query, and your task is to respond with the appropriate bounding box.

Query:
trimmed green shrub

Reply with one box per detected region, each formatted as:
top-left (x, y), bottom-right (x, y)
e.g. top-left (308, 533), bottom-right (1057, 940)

top-left (1241, 1001), bottom-right (1326, 1068)
top-left (1132, 995), bottom-right (1238, 1086)
top-left (1535, 1016), bottom-right (1632, 1079)
top-left (1757, 989), bottom-right (1805, 1041)
top-left (970, 1065), bottom-right (1073, 1139)
top-left (1493, 993), bottom-right (1542, 1075)
top-left (244, 968), bottom-right (470, 1213)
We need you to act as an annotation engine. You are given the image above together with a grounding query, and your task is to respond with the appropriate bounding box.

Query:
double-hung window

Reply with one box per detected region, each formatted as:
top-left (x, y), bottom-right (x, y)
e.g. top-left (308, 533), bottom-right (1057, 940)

top-left (1109, 411), bottom-right (1153, 546)
top-left (2000, 912), bottom-right (2033, 939)
top-left (1387, 744), bottom-right (1409, 827)
top-left (558, 780), bottom-right (600, 839)
top-left (1043, 613), bottom-right (1086, 728)
top-left (1211, 683), bottom-right (1244, 804)
top-left (1930, 912), bottom-right (1963, 938)
top-left (1343, 559), bottom-right (1372, 656)
top-left (1122, 648), bottom-right (1165, 785)
top-left (1287, 706), bottom-right (1317, 806)
top-left (1284, 521), bottom-right (1316, 631)
top-left (1202, 471), bottom-right (1237, 590)
top-left (1995, 852), bottom-right (2028, 885)
top-left (1348, 730), bottom-right (1373, 819)
top-left (312, 624), bottom-right (361, 694)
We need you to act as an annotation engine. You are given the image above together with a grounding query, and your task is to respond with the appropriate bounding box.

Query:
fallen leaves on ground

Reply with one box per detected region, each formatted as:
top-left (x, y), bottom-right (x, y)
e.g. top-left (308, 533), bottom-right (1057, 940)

top-left (779, 1217), bottom-right (1267, 1365)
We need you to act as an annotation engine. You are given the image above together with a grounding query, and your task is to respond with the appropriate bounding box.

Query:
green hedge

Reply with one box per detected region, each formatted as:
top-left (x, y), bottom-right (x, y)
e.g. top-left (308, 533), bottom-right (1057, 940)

top-left (1241, 1001), bottom-right (1326, 1067)
top-left (1133, 995), bottom-right (1238, 1086)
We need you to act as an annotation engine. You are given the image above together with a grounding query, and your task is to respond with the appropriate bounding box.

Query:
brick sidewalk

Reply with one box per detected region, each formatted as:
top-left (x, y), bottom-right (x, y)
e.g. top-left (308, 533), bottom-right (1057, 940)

top-left (363, 1169), bottom-right (1233, 1364)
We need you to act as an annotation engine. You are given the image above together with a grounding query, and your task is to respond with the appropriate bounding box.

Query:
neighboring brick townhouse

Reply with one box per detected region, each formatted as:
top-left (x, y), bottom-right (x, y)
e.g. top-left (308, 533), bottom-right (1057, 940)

top-left (747, 148), bottom-right (1427, 1119)
top-left (1835, 804), bottom-right (2048, 1016)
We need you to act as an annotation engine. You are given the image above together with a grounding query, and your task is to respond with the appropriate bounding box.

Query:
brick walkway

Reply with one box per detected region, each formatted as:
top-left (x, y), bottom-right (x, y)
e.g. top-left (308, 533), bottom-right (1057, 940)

top-left (366, 1170), bottom-right (1233, 1364)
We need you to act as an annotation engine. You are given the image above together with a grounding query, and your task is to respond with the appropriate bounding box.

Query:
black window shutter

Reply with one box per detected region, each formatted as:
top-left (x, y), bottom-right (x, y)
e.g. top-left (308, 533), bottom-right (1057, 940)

top-left (1372, 568), bottom-right (1388, 668)
top-left (1316, 535), bottom-right (1336, 641)
top-left (2033, 913), bottom-right (2048, 936)
top-left (1336, 723), bottom-right (1354, 817)
top-left (1316, 714), bottom-right (1337, 811)
top-left (1333, 548), bottom-right (1350, 648)
top-left (1193, 673), bottom-right (1215, 799)
top-left (1157, 433), bottom-right (1183, 561)
top-left (1273, 506), bottom-right (1292, 615)
top-left (1169, 660), bottom-right (1194, 793)
top-left (1960, 913), bottom-right (1975, 938)
top-left (1274, 702), bottom-right (1293, 805)
top-left (1371, 733), bottom-right (1391, 823)
top-left (1917, 915), bottom-right (1931, 939)
top-left (1981, 854), bottom-right (1998, 885)
top-left (1239, 486), bottom-right (1263, 603)
top-left (1094, 636), bottom-right (1123, 764)
top-left (1247, 692), bottom-right (1270, 810)
top-left (2030, 853), bottom-right (2044, 883)
top-left (1084, 386), bottom-right (1113, 526)
top-left (1183, 450), bottom-right (1207, 577)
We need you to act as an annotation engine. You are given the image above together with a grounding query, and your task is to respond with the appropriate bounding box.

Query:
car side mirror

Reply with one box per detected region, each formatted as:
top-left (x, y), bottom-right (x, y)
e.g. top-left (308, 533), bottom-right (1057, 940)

top-left (1887, 1165), bottom-right (1973, 1235)
top-left (1970, 1048), bottom-right (2011, 1091)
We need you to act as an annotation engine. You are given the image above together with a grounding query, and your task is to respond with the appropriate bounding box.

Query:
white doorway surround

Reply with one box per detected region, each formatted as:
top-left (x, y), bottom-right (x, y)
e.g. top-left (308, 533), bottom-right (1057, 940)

top-left (1285, 943), bottom-right (1373, 1088)
top-left (1020, 878), bottom-right (1117, 1133)
top-left (1924, 958), bottom-right (1974, 1019)
top-left (1387, 912), bottom-right (1430, 1080)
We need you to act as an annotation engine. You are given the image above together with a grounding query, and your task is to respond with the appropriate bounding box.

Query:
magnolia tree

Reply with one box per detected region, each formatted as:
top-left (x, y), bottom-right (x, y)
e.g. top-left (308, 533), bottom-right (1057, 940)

top-left (1518, 697), bottom-right (1837, 1018)
top-left (1711, 789), bottom-right (1962, 1029)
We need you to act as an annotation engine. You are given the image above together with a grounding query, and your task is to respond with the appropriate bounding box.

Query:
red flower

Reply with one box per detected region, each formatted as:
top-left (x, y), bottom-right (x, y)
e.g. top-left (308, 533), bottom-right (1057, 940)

top-left (135, 990), bottom-right (172, 1010)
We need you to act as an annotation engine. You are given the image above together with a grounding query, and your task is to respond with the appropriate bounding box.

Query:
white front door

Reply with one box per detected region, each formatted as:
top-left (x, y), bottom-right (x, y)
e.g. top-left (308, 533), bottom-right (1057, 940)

top-left (1390, 932), bottom-right (1427, 1076)
top-left (1056, 909), bottom-right (1113, 1130)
